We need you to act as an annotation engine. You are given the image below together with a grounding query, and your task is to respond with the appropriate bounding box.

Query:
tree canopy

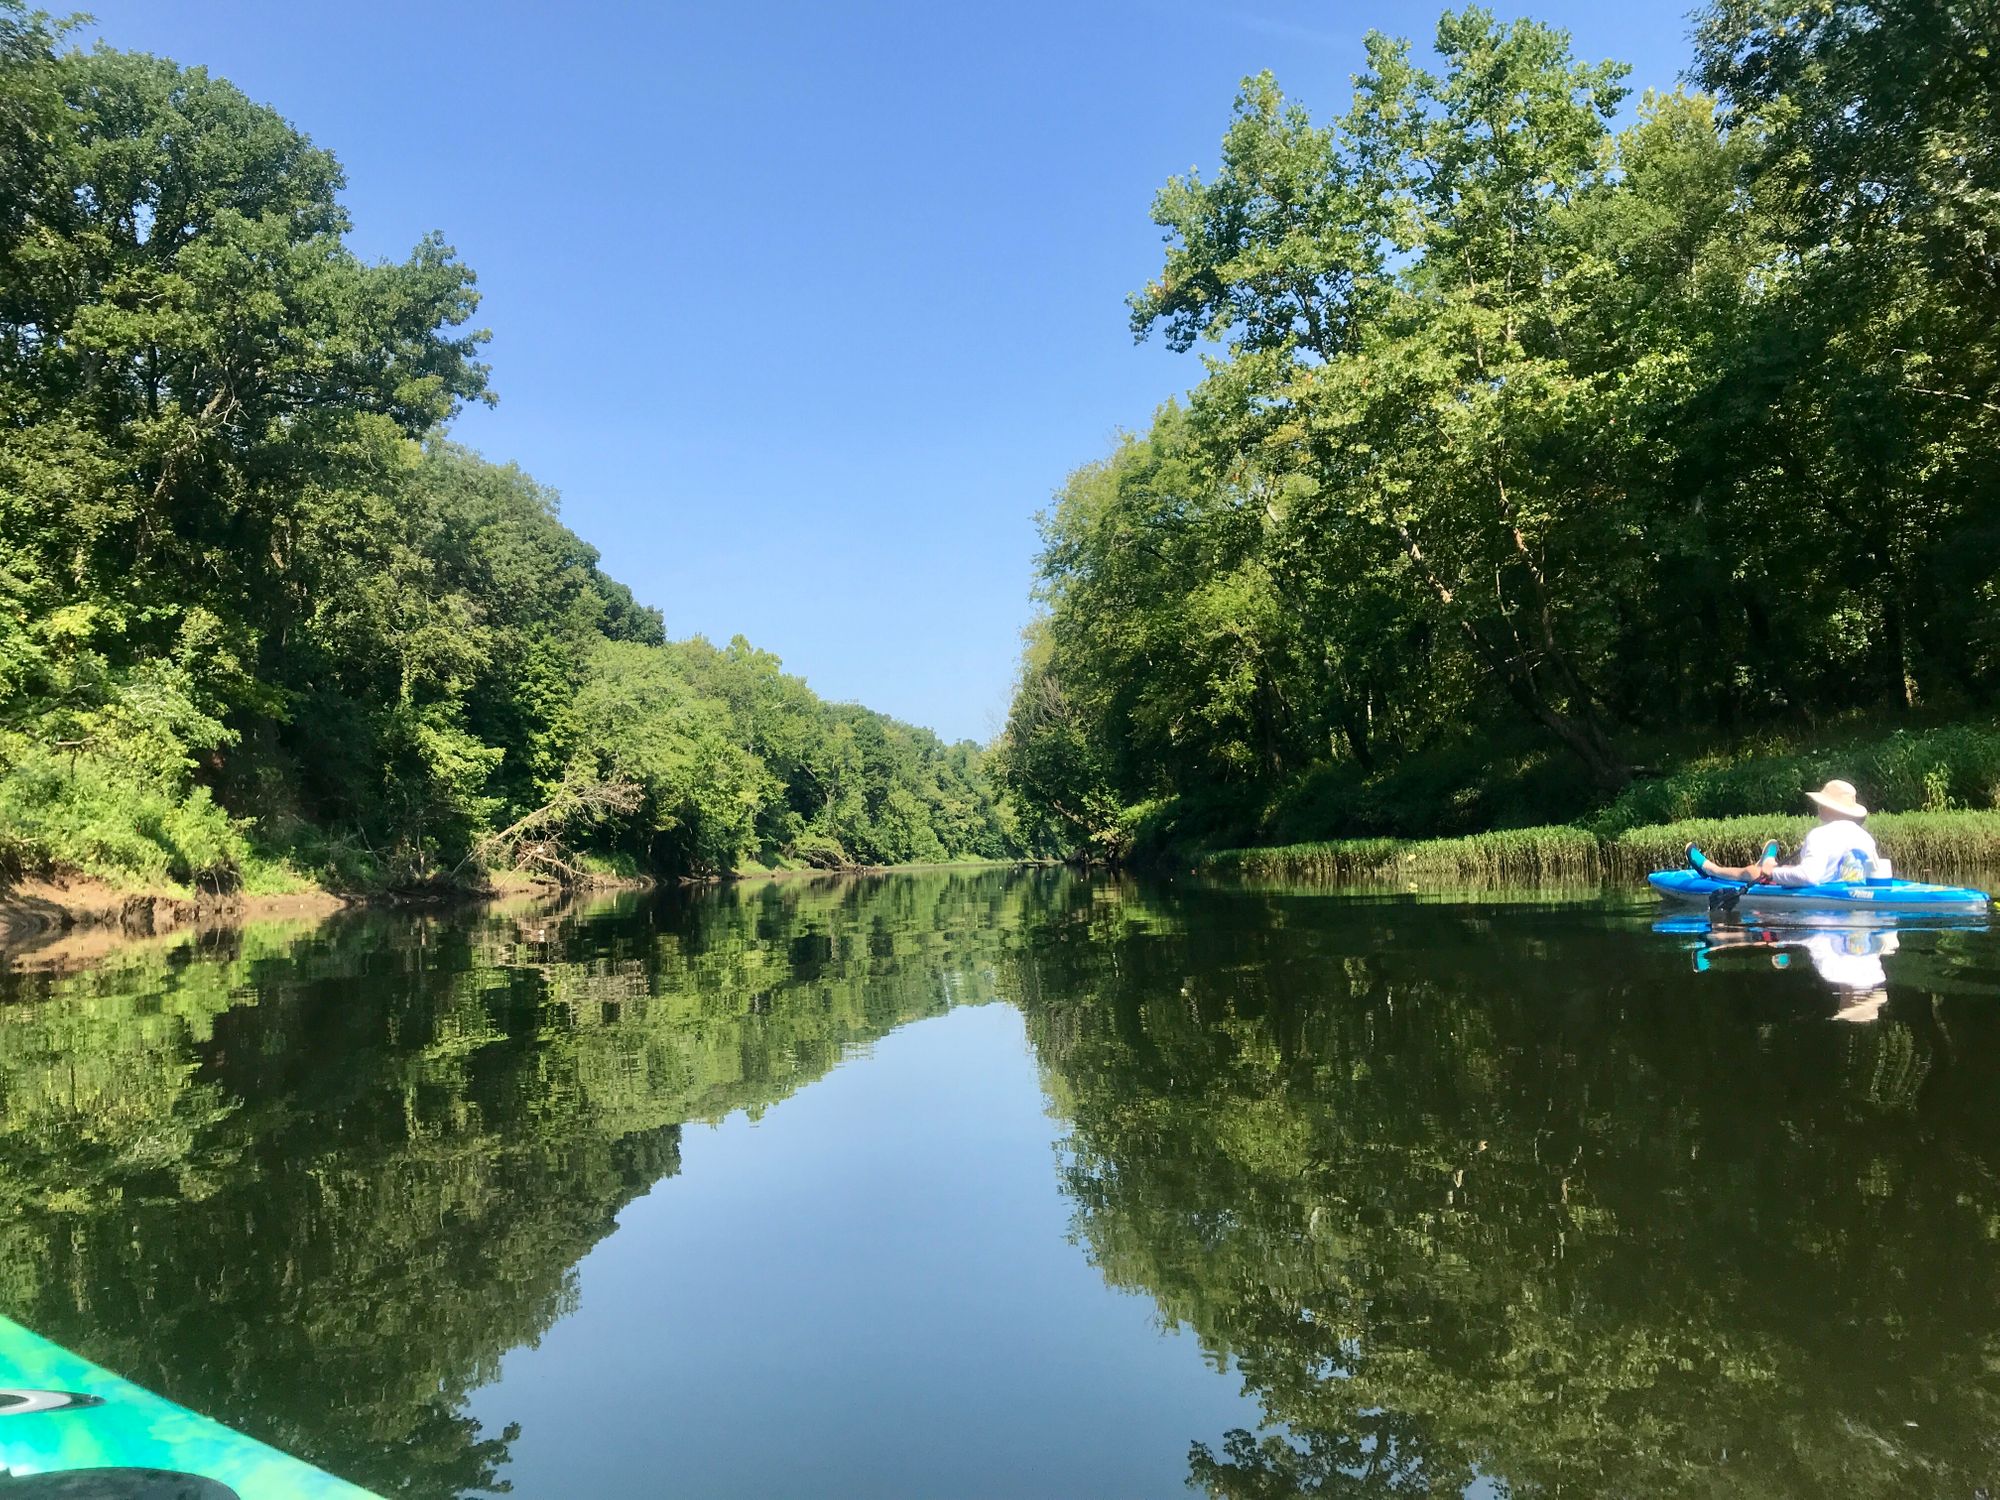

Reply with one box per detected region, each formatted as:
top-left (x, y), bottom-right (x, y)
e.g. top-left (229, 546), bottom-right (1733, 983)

top-left (1001, 0), bottom-right (2000, 856)
top-left (0, 5), bottom-right (1026, 885)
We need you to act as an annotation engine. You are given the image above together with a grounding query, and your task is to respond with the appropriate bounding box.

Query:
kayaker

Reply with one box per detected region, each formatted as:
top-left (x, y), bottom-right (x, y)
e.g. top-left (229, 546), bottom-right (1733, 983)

top-left (1686, 778), bottom-right (1880, 886)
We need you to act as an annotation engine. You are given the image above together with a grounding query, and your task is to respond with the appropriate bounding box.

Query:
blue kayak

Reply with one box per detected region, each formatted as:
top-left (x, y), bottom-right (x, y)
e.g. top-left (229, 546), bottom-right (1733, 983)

top-left (1649, 868), bottom-right (1992, 915)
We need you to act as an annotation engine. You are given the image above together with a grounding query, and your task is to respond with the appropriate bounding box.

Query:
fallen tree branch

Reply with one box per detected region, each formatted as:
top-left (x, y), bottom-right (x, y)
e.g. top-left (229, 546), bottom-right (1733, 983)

top-left (455, 773), bottom-right (643, 883)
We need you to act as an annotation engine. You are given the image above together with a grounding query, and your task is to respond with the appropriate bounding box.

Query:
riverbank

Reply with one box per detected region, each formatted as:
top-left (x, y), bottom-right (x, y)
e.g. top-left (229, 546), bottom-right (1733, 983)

top-left (0, 857), bottom-right (1062, 972)
top-left (0, 866), bottom-right (579, 969)
top-left (1195, 809), bottom-right (2000, 884)
top-left (0, 874), bottom-right (352, 939)
top-left (0, 875), bottom-right (349, 972)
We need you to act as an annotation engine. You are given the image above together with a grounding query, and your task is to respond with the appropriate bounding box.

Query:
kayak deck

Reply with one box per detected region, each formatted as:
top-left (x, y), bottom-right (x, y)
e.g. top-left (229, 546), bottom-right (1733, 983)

top-left (0, 1316), bottom-right (377, 1497)
top-left (1649, 868), bottom-right (1991, 914)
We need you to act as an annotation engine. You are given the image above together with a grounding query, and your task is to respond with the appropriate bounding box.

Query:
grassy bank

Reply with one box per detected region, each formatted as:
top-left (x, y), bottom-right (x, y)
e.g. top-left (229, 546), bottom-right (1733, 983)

top-left (1122, 721), bottom-right (2000, 860)
top-left (1196, 809), bottom-right (2000, 885)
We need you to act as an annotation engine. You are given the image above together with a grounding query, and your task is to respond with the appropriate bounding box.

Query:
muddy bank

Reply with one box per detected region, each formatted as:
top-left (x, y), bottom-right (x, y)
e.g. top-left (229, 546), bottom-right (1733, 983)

top-left (0, 876), bottom-right (353, 973)
top-left (0, 869), bottom-right (669, 974)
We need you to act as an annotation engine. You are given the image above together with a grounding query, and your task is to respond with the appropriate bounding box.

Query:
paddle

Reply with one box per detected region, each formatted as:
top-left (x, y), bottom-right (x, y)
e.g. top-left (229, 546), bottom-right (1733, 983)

top-left (1702, 840), bottom-right (1782, 913)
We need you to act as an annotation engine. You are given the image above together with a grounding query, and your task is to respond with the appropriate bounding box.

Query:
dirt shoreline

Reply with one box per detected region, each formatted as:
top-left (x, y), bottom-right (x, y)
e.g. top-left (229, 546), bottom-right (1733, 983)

top-left (0, 861), bottom-right (1047, 975)
top-left (0, 876), bottom-right (353, 973)
top-left (0, 867), bottom-right (682, 973)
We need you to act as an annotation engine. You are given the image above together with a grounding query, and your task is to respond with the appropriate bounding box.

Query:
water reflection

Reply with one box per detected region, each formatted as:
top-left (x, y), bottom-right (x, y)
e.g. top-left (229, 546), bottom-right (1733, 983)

top-left (1018, 881), bottom-right (2000, 1498)
top-left (0, 875), bottom-right (1036, 1496)
top-left (1658, 908), bottom-right (1991, 1022)
top-left (0, 874), bottom-right (1998, 1497)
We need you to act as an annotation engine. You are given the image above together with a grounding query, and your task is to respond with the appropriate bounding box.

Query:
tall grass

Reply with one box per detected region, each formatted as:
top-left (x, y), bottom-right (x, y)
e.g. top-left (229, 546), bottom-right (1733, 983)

top-left (1200, 809), bottom-right (2000, 884)
top-left (1199, 825), bottom-right (1600, 882)
top-left (1607, 810), bottom-right (2000, 878)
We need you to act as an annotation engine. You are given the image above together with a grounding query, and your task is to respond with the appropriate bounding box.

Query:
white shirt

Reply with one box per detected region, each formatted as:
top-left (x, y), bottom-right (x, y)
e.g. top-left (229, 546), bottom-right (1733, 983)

top-left (1799, 930), bottom-right (1893, 989)
top-left (1788, 819), bottom-right (1879, 884)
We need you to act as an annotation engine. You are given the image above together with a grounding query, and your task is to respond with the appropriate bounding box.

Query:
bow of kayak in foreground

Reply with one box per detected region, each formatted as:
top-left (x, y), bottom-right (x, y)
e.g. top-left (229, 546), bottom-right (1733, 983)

top-left (0, 1317), bottom-right (378, 1498)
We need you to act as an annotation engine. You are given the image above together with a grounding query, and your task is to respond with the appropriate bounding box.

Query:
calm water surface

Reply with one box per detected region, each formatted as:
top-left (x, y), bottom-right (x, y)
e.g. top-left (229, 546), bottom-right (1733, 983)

top-left (4, 870), bottom-right (2000, 1497)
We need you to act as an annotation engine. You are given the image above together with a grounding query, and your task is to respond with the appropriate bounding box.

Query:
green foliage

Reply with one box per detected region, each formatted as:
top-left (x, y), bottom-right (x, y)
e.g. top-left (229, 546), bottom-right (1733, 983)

top-left (1260, 736), bottom-right (1595, 843)
top-left (0, 9), bottom-right (1020, 887)
top-left (572, 640), bottom-right (764, 875)
top-left (1200, 808), bottom-right (2000, 884)
top-left (1006, 0), bottom-right (2000, 858)
top-left (993, 626), bottom-right (1123, 858)
top-left (1593, 723), bottom-right (2000, 833)
top-left (0, 747), bottom-right (247, 888)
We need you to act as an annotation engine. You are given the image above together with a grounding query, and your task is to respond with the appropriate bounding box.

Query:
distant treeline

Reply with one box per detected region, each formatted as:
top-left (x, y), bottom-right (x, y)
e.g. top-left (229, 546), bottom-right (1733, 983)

top-left (0, 5), bottom-right (1024, 887)
top-left (999, 0), bottom-right (2000, 858)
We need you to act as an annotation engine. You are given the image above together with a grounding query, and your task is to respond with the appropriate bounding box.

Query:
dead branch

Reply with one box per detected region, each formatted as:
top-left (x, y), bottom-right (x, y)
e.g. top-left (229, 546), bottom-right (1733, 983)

top-left (456, 773), bottom-right (643, 882)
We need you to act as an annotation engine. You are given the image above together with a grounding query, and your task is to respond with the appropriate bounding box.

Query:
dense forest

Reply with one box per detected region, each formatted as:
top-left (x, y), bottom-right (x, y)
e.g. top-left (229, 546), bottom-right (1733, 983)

top-left (1000, 0), bottom-right (2000, 858)
top-left (0, 5), bottom-right (1023, 890)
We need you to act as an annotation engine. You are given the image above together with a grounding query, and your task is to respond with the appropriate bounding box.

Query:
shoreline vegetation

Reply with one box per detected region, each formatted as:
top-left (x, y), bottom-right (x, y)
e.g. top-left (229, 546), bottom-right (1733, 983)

top-left (1195, 809), bottom-right (2000, 885)
top-left (1165, 720), bottom-right (2000, 877)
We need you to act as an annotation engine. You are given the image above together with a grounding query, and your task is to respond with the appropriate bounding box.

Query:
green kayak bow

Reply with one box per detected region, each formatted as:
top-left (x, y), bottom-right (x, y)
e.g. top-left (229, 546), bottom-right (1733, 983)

top-left (0, 1316), bottom-right (378, 1497)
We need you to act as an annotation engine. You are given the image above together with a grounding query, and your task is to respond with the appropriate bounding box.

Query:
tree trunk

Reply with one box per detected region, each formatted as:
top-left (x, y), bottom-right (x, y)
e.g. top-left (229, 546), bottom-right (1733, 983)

top-left (1883, 586), bottom-right (1916, 711)
top-left (1488, 651), bottom-right (1629, 791)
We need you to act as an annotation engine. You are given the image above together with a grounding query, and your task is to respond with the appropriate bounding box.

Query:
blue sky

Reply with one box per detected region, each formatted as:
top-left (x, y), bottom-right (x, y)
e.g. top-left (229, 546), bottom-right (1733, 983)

top-left (78, 0), bottom-right (1695, 743)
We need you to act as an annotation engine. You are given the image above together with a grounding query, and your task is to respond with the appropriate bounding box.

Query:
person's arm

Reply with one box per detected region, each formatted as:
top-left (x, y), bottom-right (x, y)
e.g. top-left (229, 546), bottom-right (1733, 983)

top-left (1765, 826), bottom-right (1848, 886)
top-left (1692, 840), bottom-right (1782, 882)
top-left (1762, 860), bottom-right (1820, 887)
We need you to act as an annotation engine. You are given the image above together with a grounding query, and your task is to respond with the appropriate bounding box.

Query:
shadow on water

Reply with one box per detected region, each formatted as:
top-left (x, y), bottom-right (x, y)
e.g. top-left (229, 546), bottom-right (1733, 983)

top-left (1, 870), bottom-right (1998, 1496)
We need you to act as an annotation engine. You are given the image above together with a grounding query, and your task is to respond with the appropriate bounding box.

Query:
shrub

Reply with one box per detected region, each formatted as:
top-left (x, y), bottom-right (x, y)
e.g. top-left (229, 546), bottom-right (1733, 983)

top-left (1125, 786), bottom-right (1267, 865)
top-left (0, 746), bottom-right (248, 888)
top-left (1593, 723), bottom-right (2000, 835)
top-left (787, 830), bottom-right (851, 870)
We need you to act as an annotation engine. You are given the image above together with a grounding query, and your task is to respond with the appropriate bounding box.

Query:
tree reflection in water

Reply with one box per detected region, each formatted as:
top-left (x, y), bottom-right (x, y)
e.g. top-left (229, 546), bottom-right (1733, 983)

top-left (0, 874), bottom-right (1033, 1497)
top-left (1, 872), bottom-right (1996, 1498)
top-left (1013, 880), bottom-right (2000, 1498)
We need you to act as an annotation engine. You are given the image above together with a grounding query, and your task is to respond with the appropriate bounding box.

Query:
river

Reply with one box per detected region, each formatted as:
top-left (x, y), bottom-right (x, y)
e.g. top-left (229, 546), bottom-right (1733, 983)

top-left (2, 869), bottom-right (1997, 1497)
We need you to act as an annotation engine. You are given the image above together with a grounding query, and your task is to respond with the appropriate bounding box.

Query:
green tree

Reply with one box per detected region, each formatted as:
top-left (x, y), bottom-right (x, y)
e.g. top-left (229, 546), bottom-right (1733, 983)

top-left (0, 10), bottom-right (1019, 887)
top-left (1007, 0), bottom-right (2000, 856)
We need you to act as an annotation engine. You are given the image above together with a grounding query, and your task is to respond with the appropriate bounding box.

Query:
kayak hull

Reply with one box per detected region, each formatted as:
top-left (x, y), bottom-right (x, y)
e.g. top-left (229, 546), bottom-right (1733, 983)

top-left (0, 1317), bottom-right (376, 1497)
top-left (1649, 868), bottom-right (1991, 916)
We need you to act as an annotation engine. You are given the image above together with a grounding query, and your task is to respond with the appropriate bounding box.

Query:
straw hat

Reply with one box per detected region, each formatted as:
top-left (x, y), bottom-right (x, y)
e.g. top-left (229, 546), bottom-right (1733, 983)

top-left (1806, 778), bottom-right (1868, 818)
